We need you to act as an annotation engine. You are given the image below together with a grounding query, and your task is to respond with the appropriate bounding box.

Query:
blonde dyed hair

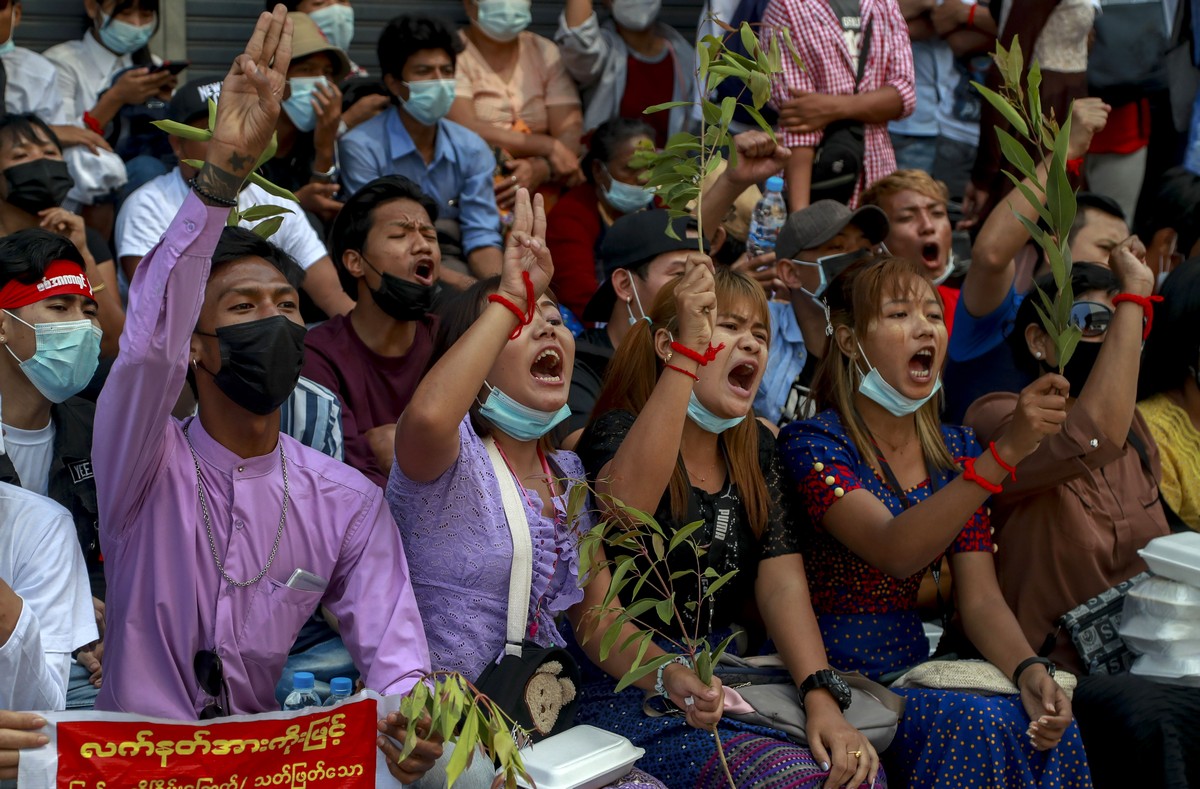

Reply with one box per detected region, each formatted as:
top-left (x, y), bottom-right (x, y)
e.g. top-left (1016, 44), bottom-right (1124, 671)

top-left (810, 255), bottom-right (958, 474)
top-left (860, 169), bottom-right (950, 210)
top-left (588, 267), bottom-right (773, 537)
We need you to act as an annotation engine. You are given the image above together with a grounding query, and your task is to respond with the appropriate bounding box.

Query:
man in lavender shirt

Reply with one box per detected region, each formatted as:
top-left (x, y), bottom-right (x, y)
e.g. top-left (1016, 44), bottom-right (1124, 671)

top-left (0, 9), bottom-right (465, 786)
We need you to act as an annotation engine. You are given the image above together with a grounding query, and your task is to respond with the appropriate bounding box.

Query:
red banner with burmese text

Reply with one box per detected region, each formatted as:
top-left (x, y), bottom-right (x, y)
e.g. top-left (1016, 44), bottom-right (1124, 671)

top-left (17, 694), bottom-right (399, 789)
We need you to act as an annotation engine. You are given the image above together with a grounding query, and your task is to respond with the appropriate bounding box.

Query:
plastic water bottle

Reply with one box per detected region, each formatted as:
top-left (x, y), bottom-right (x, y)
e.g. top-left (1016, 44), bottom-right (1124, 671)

top-left (282, 671), bottom-right (321, 711)
top-left (323, 676), bottom-right (353, 707)
top-left (747, 176), bottom-right (788, 257)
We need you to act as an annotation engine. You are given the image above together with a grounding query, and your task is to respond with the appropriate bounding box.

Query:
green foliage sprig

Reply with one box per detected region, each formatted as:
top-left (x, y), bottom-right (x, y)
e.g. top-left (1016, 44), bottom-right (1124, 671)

top-left (572, 482), bottom-right (739, 787)
top-left (396, 672), bottom-right (531, 789)
top-left (153, 99), bottom-right (297, 239)
top-left (972, 38), bottom-right (1083, 370)
top-left (630, 20), bottom-right (799, 249)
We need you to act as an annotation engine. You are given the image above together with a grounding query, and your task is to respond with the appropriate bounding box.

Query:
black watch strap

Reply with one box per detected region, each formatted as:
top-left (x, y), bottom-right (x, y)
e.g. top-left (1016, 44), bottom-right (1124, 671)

top-left (1012, 656), bottom-right (1055, 688)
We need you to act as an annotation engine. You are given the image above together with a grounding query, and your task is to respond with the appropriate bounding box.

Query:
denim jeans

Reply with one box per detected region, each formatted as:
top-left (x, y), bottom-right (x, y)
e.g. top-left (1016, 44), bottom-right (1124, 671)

top-left (66, 660), bottom-right (100, 710)
top-left (273, 631), bottom-right (360, 707)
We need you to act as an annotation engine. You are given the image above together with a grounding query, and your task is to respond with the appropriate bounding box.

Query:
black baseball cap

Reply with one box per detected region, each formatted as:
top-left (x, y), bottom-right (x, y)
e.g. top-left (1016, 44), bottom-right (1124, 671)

top-left (168, 77), bottom-right (223, 125)
top-left (583, 210), bottom-right (710, 322)
top-left (775, 200), bottom-right (889, 261)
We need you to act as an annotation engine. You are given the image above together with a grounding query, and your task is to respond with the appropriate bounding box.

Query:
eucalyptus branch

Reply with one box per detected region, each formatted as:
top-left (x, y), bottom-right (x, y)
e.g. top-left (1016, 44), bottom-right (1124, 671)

top-left (152, 99), bottom-right (296, 240)
top-left (972, 37), bottom-right (1083, 371)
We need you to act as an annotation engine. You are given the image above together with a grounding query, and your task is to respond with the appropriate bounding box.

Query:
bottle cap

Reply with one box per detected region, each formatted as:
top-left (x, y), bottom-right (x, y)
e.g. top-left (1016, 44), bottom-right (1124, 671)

top-left (293, 671), bottom-right (315, 690)
top-left (331, 677), bottom-right (353, 695)
top-left (766, 176), bottom-right (785, 193)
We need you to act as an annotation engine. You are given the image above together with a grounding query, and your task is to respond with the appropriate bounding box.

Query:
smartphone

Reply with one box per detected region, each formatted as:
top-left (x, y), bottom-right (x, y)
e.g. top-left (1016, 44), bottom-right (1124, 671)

top-left (150, 60), bottom-right (190, 75)
top-left (285, 568), bottom-right (328, 593)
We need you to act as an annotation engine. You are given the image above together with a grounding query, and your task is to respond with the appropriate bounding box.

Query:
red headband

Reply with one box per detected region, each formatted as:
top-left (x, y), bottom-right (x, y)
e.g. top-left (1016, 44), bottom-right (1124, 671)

top-left (0, 260), bottom-right (93, 310)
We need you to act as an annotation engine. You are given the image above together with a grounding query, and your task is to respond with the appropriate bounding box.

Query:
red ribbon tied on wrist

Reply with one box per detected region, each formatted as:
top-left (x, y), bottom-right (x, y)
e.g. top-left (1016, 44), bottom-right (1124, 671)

top-left (1111, 293), bottom-right (1163, 341)
top-left (487, 271), bottom-right (536, 340)
top-left (670, 341), bottom-right (726, 366)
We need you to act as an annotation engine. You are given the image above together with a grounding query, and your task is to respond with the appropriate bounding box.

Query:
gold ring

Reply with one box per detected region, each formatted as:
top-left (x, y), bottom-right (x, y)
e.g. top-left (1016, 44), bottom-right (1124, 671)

top-left (848, 749), bottom-right (862, 758)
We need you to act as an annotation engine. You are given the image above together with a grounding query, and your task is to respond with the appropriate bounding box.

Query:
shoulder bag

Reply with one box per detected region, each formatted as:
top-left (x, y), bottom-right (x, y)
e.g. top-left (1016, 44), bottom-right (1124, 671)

top-left (473, 437), bottom-right (581, 741)
top-left (809, 17), bottom-right (873, 205)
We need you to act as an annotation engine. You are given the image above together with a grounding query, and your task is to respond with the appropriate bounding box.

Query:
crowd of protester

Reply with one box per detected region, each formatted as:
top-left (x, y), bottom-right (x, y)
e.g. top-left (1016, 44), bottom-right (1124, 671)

top-left (1, 0), bottom-right (1199, 786)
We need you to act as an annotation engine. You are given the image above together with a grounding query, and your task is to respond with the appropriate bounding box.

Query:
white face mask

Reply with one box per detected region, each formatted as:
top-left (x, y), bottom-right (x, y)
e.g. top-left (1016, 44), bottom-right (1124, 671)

top-left (855, 340), bottom-right (941, 417)
top-left (611, 0), bottom-right (661, 31)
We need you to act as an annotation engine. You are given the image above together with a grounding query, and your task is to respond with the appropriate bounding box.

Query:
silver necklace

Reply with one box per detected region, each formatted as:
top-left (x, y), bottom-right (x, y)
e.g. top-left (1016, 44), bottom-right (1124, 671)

top-left (183, 421), bottom-right (289, 588)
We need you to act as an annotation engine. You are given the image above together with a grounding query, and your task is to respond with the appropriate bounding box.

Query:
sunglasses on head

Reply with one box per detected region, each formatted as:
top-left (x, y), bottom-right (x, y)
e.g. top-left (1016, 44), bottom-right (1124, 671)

top-left (194, 649), bottom-right (229, 720)
top-left (1068, 301), bottom-right (1113, 338)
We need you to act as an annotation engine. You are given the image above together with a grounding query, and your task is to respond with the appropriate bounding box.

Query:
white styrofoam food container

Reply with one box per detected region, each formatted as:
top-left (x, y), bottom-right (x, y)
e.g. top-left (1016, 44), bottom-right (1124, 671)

top-left (1138, 533), bottom-right (1200, 589)
top-left (516, 725), bottom-right (646, 789)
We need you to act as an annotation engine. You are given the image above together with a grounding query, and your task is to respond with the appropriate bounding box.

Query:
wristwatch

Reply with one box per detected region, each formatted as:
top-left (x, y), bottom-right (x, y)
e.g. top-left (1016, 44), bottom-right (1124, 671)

top-left (1012, 656), bottom-right (1055, 689)
top-left (799, 669), bottom-right (853, 711)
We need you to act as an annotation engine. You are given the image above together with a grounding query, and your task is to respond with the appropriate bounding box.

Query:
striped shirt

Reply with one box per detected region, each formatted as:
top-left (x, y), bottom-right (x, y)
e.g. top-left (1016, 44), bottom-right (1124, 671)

top-left (280, 376), bottom-right (345, 462)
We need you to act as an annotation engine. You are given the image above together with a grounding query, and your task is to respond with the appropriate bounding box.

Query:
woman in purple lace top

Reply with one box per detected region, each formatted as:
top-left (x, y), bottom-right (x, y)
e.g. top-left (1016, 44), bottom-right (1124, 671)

top-left (386, 189), bottom-right (724, 784)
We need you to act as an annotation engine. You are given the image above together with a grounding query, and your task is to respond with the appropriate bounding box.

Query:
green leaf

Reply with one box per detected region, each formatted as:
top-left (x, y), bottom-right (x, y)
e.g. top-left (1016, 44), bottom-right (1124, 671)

top-left (226, 209), bottom-right (240, 227)
top-left (151, 119), bottom-right (213, 141)
top-left (1057, 324), bottom-right (1083, 369)
top-left (246, 171), bottom-right (299, 203)
top-left (445, 705), bottom-right (478, 787)
top-left (768, 32), bottom-right (783, 74)
top-left (1027, 60), bottom-right (1043, 134)
top-left (644, 100), bottom-right (694, 115)
top-left (599, 617), bottom-right (626, 661)
top-left (722, 51), bottom-right (758, 71)
top-left (180, 158), bottom-right (205, 170)
top-left (238, 204), bottom-right (292, 221)
top-left (655, 595), bottom-right (674, 624)
top-left (996, 128), bottom-right (1038, 183)
top-left (1014, 213), bottom-right (1049, 250)
top-left (651, 533), bottom-right (665, 561)
top-left (739, 22), bottom-right (759, 59)
top-left (741, 104), bottom-right (777, 138)
top-left (634, 632), bottom-right (653, 672)
top-left (1001, 171), bottom-right (1053, 227)
top-left (669, 519), bottom-right (707, 552)
top-left (615, 653), bottom-right (674, 692)
top-left (602, 555), bottom-right (637, 609)
top-left (1046, 157), bottom-right (1076, 247)
top-left (974, 83), bottom-right (1029, 138)
top-left (207, 98), bottom-right (218, 132)
top-left (706, 568), bottom-right (738, 598)
top-left (251, 216), bottom-right (284, 240)
top-left (621, 504), bottom-right (665, 535)
top-left (255, 132), bottom-right (280, 169)
top-left (1032, 302), bottom-right (1056, 338)
top-left (695, 649), bottom-right (712, 684)
top-left (710, 631), bottom-right (738, 664)
top-left (621, 596), bottom-right (659, 624)
top-left (749, 71), bottom-right (771, 110)
top-left (1008, 36), bottom-right (1024, 95)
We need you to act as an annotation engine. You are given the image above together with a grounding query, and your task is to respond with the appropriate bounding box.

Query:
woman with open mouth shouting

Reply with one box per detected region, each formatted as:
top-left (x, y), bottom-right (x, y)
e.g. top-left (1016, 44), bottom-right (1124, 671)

top-left (386, 187), bottom-right (717, 788)
top-left (776, 255), bottom-right (1093, 787)
top-left (575, 262), bottom-right (881, 788)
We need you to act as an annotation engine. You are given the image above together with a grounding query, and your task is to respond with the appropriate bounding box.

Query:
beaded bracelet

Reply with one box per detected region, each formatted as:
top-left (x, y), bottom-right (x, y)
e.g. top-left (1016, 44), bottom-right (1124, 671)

top-left (655, 655), bottom-right (694, 699)
top-left (1111, 293), bottom-right (1164, 341)
top-left (188, 177), bottom-right (238, 207)
top-left (669, 341), bottom-right (725, 366)
top-left (960, 456), bottom-right (1003, 494)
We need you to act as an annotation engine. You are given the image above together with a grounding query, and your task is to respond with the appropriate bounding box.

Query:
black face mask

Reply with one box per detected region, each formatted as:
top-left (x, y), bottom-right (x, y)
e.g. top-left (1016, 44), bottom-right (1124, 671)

top-left (3, 159), bottom-right (75, 215)
top-left (198, 316), bottom-right (307, 415)
top-left (363, 256), bottom-right (434, 321)
top-left (1042, 339), bottom-right (1103, 398)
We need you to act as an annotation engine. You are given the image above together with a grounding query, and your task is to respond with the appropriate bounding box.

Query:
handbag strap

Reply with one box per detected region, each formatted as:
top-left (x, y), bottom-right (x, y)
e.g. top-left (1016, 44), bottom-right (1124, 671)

top-left (854, 17), bottom-right (874, 93)
top-left (484, 436), bottom-right (534, 657)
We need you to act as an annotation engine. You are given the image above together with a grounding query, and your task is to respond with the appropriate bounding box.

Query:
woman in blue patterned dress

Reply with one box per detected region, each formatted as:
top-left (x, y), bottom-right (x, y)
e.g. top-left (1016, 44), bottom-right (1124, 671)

top-left (774, 255), bottom-right (1094, 788)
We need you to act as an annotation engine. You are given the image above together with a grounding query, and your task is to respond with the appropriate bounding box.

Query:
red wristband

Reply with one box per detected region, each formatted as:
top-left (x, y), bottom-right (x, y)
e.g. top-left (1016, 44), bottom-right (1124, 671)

top-left (486, 271), bottom-right (536, 339)
top-left (664, 363), bottom-right (699, 381)
top-left (670, 341), bottom-right (726, 366)
top-left (1111, 293), bottom-right (1163, 341)
top-left (83, 111), bottom-right (104, 136)
top-left (966, 3), bottom-right (977, 27)
top-left (959, 456), bottom-right (1003, 494)
top-left (988, 441), bottom-right (1017, 481)
top-left (1066, 158), bottom-right (1084, 178)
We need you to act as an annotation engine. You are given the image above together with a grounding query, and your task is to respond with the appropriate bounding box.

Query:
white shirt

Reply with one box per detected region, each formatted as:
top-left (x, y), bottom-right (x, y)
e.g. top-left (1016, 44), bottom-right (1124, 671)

top-left (0, 482), bottom-right (97, 711)
top-left (1, 422), bottom-right (55, 498)
top-left (1, 47), bottom-right (68, 123)
top-left (43, 32), bottom-right (155, 125)
top-left (115, 168), bottom-right (327, 270)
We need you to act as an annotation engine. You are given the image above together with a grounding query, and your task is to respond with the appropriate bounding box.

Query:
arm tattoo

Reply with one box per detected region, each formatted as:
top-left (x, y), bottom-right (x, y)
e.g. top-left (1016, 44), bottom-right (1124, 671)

top-left (193, 164), bottom-right (246, 205)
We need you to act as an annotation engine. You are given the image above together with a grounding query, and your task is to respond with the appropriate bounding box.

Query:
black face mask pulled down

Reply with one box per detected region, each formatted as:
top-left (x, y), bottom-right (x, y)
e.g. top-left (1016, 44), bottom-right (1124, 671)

top-left (1040, 339), bottom-right (1103, 399)
top-left (3, 159), bottom-right (75, 214)
top-left (363, 256), bottom-right (434, 321)
top-left (197, 316), bottom-right (308, 415)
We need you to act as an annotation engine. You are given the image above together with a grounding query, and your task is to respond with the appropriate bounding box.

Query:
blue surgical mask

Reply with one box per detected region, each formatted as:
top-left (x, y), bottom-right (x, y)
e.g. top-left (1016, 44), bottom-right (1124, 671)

top-left (283, 76), bottom-right (327, 133)
top-left (3, 312), bottom-right (102, 403)
top-left (855, 341), bottom-right (941, 417)
top-left (98, 12), bottom-right (155, 55)
top-left (477, 382), bottom-right (571, 441)
top-left (0, 37), bottom-right (15, 57)
top-left (401, 79), bottom-right (456, 126)
top-left (687, 391), bottom-right (745, 433)
top-left (790, 258), bottom-right (828, 300)
top-left (475, 0), bottom-right (532, 42)
top-left (308, 4), bottom-right (355, 51)
top-left (601, 165), bottom-right (651, 214)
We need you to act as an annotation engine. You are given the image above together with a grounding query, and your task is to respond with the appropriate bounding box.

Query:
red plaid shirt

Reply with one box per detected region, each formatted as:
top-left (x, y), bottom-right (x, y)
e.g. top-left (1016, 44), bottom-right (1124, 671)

top-left (762, 0), bottom-right (915, 206)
